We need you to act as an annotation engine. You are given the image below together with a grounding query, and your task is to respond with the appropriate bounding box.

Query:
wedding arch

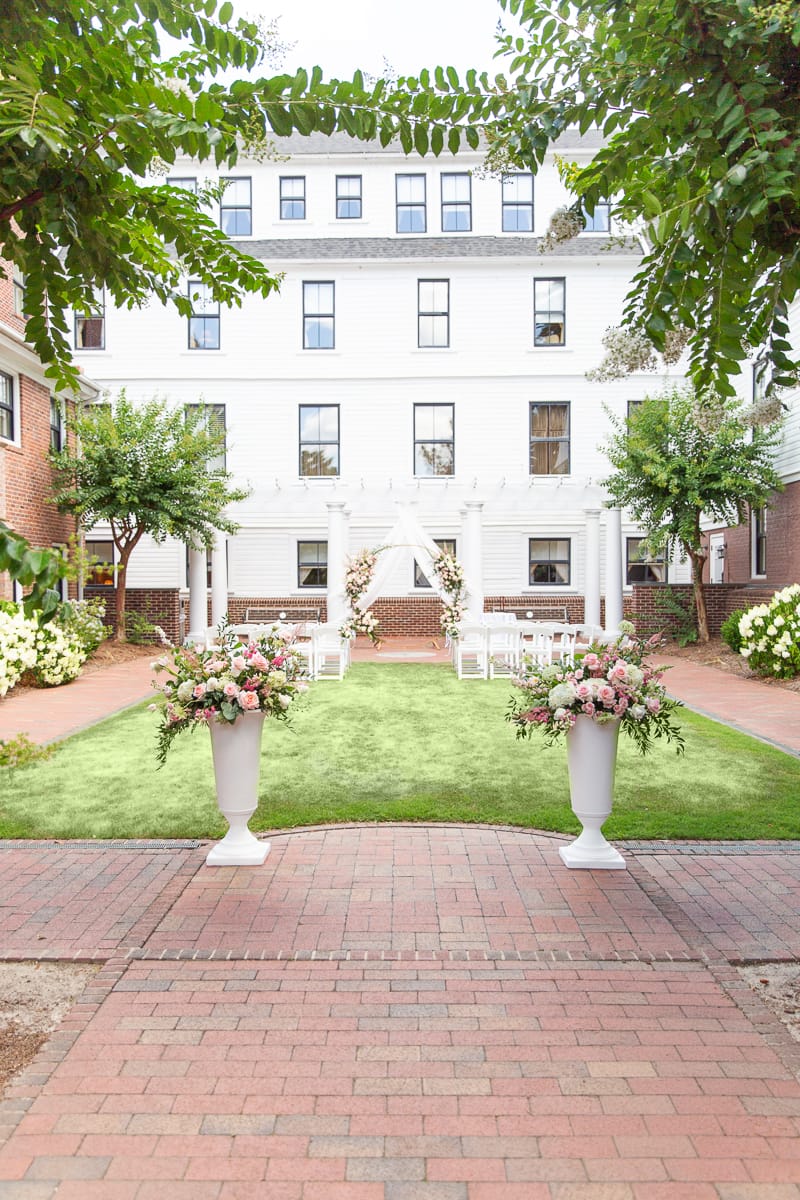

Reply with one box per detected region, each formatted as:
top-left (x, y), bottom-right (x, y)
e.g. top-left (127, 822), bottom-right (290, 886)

top-left (340, 504), bottom-right (469, 643)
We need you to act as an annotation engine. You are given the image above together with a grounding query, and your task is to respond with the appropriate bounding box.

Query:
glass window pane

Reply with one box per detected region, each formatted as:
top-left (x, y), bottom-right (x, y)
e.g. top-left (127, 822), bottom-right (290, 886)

top-left (442, 174), bottom-right (469, 202)
top-left (222, 178), bottom-right (251, 206)
top-left (535, 319), bottom-right (564, 346)
top-left (414, 406), bottom-right (435, 440)
top-left (189, 317), bottom-right (219, 349)
top-left (530, 442), bottom-right (550, 475)
top-left (530, 405), bottom-right (549, 437)
top-left (282, 177), bottom-right (304, 198)
top-left (503, 173), bottom-right (532, 201)
top-left (432, 406), bottom-right (453, 439)
top-left (398, 207), bottom-right (425, 232)
top-left (0, 406), bottom-right (12, 441)
top-left (304, 318), bottom-right (334, 349)
top-left (317, 406), bottom-right (339, 440)
top-left (397, 175), bottom-right (424, 202)
top-left (281, 199), bottom-right (304, 219)
top-left (299, 407), bottom-right (321, 441)
top-left (442, 208), bottom-right (470, 231)
top-left (221, 209), bottom-right (252, 236)
top-left (549, 441), bottom-right (569, 474)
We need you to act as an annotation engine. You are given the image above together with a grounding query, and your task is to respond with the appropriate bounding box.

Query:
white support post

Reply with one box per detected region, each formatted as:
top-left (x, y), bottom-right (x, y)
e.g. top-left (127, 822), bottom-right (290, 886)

top-left (584, 509), bottom-right (602, 630)
top-left (604, 507), bottom-right (624, 635)
top-left (210, 535), bottom-right (228, 630)
top-left (325, 501), bottom-right (349, 627)
top-left (187, 547), bottom-right (207, 645)
top-left (463, 500), bottom-right (485, 622)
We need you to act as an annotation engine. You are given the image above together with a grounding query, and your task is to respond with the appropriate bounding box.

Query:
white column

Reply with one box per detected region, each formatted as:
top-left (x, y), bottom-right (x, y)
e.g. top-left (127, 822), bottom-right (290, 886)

top-left (187, 546), bottom-right (208, 644)
top-left (583, 509), bottom-right (602, 630)
top-left (604, 507), bottom-right (624, 635)
top-left (463, 500), bottom-right (485, 622)
top-left (325, 501), bottom-right (349, 626)
top-left (210, 534), bottom-right (228, 629)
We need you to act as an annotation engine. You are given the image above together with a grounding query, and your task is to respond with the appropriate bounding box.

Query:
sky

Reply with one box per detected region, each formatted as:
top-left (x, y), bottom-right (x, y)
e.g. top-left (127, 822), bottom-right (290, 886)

top-left (257, 0), bottom-right (510, 80)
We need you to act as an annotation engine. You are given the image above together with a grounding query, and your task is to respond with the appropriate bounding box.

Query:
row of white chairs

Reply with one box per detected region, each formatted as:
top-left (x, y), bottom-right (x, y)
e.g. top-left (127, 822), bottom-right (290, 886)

top-left (207, 622), bottom-right (351, 681)
top-left (453, 621), bottom-right (599, 680)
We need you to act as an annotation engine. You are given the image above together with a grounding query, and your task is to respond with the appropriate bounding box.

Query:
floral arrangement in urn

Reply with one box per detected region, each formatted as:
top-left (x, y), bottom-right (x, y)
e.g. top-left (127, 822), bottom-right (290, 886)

top-left (151, 622), bottom-right (309, 765)
top-left (341, 548), bottom-right (381, 646)
top-left (507, 623), bottom-right (684, 755)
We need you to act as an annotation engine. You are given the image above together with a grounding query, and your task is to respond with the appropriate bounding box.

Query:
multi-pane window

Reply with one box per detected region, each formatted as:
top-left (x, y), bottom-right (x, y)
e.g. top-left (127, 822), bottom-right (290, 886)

top-left (0, 372), bottom-right (14, 441)
top-left (417, 280), bottom-right (449, 348)
top-left (626, 537), bottom-right (666, 584)
top-left (298, 541), bottom-right (327, 588)
top-left (752, 506), bottom-right (767, 576)
top-left (186, 404), bottom-right (226, 472)
top-left (441, 174), bottom-right (471, 231)
top-left (280, 176), bottom-right (305, 220)
top-left (753, 360), bottom-right (768, 404)
top-left (414, 404), bottom-right (454, 476)
top-left (336, 175), bottom-right (362, 219)
top-left (12, 273), bottom-right (25, 316)
top-left (49, 397), bottom-right (64, 452)
top-left (627, 399), bottom-right (644, 422)
top-left (581, 201), bottom-right (611, 232)
top-left (74, 292), bottom-right (105, 350)
top-left (166, 176), bottom-right (198, 193)
top-left (299, 405), bottom-right (339, 476)
top-left (220, 177), bottom-right (252, 236)
top-left (501, 173), bottom-right (534, 231)
top-left (188, 281), bottom-right (220, 349)
top-left (530, 403), bottom-right (570, 475)
top-left (414, 538), bottom-right (456, 589)
top-left (303, 282), bottom-right (335, 349)
top-left (529, 538), bottom-right (570, 585)
top-left (396, 174), bottom-right (426, 233)
top-left (534, 278), bottom-right (566, 346)
top-left (85, 540), bottom-right (115, 587)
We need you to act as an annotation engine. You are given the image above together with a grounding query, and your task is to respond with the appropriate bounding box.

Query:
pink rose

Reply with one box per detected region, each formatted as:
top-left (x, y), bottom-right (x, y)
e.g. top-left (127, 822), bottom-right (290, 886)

top-left (223, 682), bottom-right (239, 697)
top-left (646, 696), bottom-right (661, 713)
top-left (193, 683), bottom-right (206, 698)
top-left (583, 653), bottom-right (600, 669)
top-left (575, 682), bottom-right (593, 701)
top-left (597, 685), bottom-right (616, 706)
top-left (247, 651), bottom-right (269, 671)
top-left (238, 690), bottom-right (260, 710)
top-left (231, 656), bottom-right (247, 673)
top-left (581, 702), bottom-right (596, 716)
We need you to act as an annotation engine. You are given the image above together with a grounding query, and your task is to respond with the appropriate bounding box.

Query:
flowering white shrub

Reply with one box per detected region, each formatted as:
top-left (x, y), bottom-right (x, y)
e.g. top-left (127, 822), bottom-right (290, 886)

top-left (31, 622), bottom-right (87, 687)
top-left (738, 585), bottom-right (800, 678)
top-left (0, 607), bottom-right (38, 696)
top-left (56, 597), bottom-right (108, 655)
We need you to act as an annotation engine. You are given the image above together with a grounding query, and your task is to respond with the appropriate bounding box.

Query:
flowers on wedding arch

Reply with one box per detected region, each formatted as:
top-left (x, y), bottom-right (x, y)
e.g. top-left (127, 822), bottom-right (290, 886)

top-left (431, 552), bottom-right (466, 637)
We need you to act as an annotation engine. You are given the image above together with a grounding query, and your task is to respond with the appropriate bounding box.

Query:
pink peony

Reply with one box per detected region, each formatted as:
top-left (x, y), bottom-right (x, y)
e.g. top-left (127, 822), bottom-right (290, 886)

top-left (238, 690), bottom-right (260, 710)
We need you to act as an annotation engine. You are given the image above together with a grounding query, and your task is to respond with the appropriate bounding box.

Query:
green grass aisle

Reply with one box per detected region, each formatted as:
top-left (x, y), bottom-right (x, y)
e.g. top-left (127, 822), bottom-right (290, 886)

top-left (1, 663), bottom-right (798, 840)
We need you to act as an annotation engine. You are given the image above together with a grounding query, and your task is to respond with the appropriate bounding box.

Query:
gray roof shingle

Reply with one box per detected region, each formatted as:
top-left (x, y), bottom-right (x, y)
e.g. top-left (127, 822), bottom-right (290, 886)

top-left (234, 235), bottom-right (640, 261)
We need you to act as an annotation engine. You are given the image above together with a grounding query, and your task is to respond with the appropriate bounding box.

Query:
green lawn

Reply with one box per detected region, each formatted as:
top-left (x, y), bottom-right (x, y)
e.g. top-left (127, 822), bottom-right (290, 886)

top-left (2, 663), bottom-right (798, 841)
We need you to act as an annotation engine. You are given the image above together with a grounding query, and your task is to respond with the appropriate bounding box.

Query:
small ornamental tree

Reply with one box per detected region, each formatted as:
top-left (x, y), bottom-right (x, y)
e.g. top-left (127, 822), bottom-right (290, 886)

top-left (50, 393), bottom-right (249, 640)
top-left (602, 386), bottom-right (783, 643)
top-left (0, 525), bottom-right (65, 620)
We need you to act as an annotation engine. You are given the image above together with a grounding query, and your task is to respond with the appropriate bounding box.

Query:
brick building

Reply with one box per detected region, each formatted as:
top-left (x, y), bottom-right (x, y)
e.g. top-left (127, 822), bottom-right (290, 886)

top-left (0, 262), bottom-right (99, 600)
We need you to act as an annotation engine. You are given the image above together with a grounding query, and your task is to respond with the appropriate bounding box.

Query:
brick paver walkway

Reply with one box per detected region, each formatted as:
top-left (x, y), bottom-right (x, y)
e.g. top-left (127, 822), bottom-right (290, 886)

top-left (1, 829), bottom-right (800, 1198)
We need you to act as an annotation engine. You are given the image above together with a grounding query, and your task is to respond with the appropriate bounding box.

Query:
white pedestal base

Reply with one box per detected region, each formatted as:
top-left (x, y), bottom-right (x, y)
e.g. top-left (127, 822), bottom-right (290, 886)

top-left (206, 837), bottom-right (270, 867)
top-left (559, 839), bottom-right (626, 870)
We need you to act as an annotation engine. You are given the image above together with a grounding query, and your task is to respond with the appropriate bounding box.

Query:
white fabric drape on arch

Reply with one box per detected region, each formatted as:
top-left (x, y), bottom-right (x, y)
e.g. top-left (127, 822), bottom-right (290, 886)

top-left (353, 503), bottom-right (470, 613)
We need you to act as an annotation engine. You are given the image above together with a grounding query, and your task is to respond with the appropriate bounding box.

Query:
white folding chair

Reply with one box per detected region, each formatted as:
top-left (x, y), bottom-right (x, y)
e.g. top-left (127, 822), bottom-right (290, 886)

top-left (521, 627), bottom-right (555, 667)
top-left (546, 622), bottom-right (578, 665)
top-left (487, 624), bottom-right (522, 677)
top-left (454, 624), bottom-right (489, 679)
top-left (311, 623), bottom-right (349, 680)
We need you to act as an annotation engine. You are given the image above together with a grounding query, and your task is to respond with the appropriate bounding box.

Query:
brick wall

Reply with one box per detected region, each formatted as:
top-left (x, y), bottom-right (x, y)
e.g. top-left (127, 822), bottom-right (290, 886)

top-left (0, 262), bottom-right (25, 336)
top-left (86, 587), bottom-right (181, 643)
top-left (703, 482), bottom-right (800, 588)
top-left (629, 583), bottom-right (779, 637)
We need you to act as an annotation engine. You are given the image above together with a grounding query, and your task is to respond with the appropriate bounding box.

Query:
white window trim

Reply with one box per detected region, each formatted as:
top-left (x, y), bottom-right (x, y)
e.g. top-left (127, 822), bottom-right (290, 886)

top-left (0, 369), bottom-right (21, 447)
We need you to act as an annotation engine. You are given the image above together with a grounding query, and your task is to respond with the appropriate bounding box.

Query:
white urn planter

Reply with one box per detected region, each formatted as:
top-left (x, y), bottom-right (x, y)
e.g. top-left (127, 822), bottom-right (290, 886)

top-left (559, 716), bottom-right (626, 870)
top-left (206, 711), bottom-right (270, 867)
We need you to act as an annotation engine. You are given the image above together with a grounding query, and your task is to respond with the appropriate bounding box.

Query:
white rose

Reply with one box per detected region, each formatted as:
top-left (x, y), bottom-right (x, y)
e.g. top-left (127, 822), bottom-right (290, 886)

top-left (631, 704), bottom-right (646, 720)
top-left (177, 680), bottom-right (194, 703)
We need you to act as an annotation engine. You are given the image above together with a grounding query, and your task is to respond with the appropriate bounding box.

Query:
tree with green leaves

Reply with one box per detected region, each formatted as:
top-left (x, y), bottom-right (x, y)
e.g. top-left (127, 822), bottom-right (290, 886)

top-left (602, 387), bottom-right (783, 643)
top-left (0, 525), bottom-right (64, 620)
top-left (50, 395), bottom-right (249, 640)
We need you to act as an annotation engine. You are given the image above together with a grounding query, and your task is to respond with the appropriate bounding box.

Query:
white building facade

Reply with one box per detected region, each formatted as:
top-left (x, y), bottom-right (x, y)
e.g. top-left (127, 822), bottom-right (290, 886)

top-left (71, 131), bottom-right (691, 637)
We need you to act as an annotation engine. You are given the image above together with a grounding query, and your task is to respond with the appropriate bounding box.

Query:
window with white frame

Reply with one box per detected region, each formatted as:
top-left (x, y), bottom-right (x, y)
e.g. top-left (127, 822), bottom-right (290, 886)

top-left (74, 291), bottom-right (105, 350)
top-left (50, 397), bottom-right (64, 452)
top-left (336, 175), bottom-right (362, 219)
top-left (303, 282), bottom-right (335, 349)
top-left (0, 372), bottom-right (14, 441)
top-left (414, 404), bottom-right (454, 476)
top-left (414, 537), bottom-right (456, 588)
top-left (166, 176), bottom-right (198, 193)
top-left (85, 539), bottom-right (115, 587)
top-left (280, 176), bottom-right (305, 220)
top-left (534, 278), bottom-right (566, 346)
top-left (12, 272), bottom-right (25, 316)
top-left (626, 537), bottom-right (666, 584)
top-left (298, 541), bottom-right (327, 588)
top-left (220, 177), bottom-right (252, 236)
top-left (299, 405), bottom-right (339, 476)
top-left (529, 538), bottom-right (570, 585)
top-left (441, 173), bottom-right (471, 231)
top-left (188, 281), bottom-right (220, 349)
top-left (417, 279), bottom-right (449, 347)
top-left (581, 200), bottom-right (611, 232)
top-left (501, 173), bottom-right (534, 231)
top-left (530, 402), bottom-right (570, 475)
top-left (752, 506), bottom-right (767, 577)
top-left (396, 174), bottom-right (426, 232)
top-left (185, 404), bottom-right (226, 472)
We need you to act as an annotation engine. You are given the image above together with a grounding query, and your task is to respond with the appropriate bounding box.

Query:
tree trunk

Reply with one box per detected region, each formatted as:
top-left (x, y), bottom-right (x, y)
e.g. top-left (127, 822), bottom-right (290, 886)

top-left (113, 547), bottom-right (132, 642)
top-left (689, 549), bottom-right (710, 643)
